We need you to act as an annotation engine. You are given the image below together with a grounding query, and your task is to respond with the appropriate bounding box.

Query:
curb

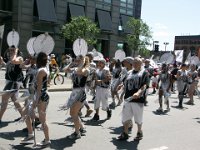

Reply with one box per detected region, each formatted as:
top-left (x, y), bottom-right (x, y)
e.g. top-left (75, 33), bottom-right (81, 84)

top-left (48, 88), bottom-right (72, 92)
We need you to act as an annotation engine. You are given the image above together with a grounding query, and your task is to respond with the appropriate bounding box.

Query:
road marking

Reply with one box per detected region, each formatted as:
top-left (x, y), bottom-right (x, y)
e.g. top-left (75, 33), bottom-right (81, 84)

top-left (148, 146), bottom-right (169, 150)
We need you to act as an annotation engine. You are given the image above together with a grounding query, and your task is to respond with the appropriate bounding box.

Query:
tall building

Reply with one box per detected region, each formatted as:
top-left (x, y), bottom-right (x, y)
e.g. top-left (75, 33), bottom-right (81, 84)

top-left (0, 0), bottom-right (142, 58)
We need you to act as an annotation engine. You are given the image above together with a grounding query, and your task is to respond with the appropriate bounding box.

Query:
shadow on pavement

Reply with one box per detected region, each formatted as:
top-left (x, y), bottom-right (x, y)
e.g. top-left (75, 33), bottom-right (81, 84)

top-left (152, 110), bottom-right (169, 116)
top-left (50, 136), bottom-right (76, 149)
top-left (83, 118), bottom-right (107, 126)
top-left (0, 130), bottom-right (25, 140)
top-left (193, 117), bottom-right (200, 124)
top-left (0, 121), bottom-right (12, 128)
top-left (111, 137), bottom-right (139, 150)
top-left (11, 144), bottom-right (46, 150)
top-left (108, 126), bottom-right (123, 135)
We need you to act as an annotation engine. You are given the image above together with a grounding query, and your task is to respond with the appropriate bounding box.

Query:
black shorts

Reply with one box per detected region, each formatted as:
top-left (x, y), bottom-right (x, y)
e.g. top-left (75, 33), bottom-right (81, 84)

top-left (40, 92), bottom-right (49, 102)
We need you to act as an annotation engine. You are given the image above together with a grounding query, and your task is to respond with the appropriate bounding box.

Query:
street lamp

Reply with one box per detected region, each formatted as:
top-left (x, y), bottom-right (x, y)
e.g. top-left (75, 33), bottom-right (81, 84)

top-left (163, 42), bottom-right (169, 51)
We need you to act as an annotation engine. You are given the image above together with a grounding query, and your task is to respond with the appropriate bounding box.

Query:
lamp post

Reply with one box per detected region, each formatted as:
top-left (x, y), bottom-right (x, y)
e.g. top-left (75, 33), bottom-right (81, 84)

top-left (163, 42), bottom-right (169, 51)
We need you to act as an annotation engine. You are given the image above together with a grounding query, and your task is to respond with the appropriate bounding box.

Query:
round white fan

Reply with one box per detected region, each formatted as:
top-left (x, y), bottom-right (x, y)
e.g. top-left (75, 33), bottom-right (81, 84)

top-left (27, 37), bottom-right (36, 56)
top-left (190, 56), bottom-right (199, 65)
top-left (7, 30), bottom-right (19, 48)
top-left (33, 33), bottom-right (55, 55)
top-left (73, 38), bottom-right (88, 56)
top-left (115, 49), bottom-right (126, 62)
top-left (159, 53), bottom-right (174, 64)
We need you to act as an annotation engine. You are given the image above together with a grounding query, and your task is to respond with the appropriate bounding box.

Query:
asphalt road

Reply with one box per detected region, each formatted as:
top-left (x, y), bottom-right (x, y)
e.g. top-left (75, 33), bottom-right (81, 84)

top-left (0, 90), bottom-right (200, 150)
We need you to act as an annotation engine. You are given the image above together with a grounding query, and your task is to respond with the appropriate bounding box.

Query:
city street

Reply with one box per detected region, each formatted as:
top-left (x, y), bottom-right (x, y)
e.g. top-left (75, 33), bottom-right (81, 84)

top-left (0, 70), bottom-right (200, 150)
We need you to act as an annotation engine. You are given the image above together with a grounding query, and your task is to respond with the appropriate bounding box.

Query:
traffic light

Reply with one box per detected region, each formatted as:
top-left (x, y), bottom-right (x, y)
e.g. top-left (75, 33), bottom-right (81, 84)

top-left (155, 44), bottom-right (159, 52)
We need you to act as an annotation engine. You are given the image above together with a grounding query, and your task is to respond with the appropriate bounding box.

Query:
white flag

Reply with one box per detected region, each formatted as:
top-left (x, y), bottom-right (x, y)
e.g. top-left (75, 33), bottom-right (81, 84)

top-left (175, 50), bottom-right (183, 62)
top-left (0, 25), bottom-right (5, 39)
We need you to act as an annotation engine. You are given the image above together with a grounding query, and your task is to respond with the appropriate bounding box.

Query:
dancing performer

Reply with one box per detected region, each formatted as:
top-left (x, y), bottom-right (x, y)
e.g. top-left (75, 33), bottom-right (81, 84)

top-left (186, 64), bottom-right (198, 105)
top-left (176, 64), bottom-right (188, 109)
top-left (31, 52), bottom-right (50, 146)
top-left (0, 46), bottom-right (24, 123)
top-left (118, 57), bottom-right (149, 141)
top-left (156, 63), bottom-right (172, 112)
top-left (143, 59), bottom-right (154, 106)
top-left (92, 58), bottom-right (112, 121)
top-left (62, 55), bottom-right (89, 139)
top-left (109, 58), bottom-right (122, 107)
top-left (20, 55), bottom-right (41, 143)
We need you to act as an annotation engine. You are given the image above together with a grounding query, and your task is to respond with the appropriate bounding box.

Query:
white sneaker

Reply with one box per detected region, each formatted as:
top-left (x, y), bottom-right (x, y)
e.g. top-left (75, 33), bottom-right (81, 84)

top-left (37, 139), bottom-right (51, 146)
top-left (21, 134), bottom-right (34, 142)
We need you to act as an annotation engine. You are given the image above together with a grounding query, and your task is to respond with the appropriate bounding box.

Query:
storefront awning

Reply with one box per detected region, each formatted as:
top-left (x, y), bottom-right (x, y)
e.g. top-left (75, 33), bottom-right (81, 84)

top-left (121, 15), bottom-right (131, 33)
top-left (97, 9), bottom-right (112, 31)
top-left (69, 3), bottom-right (85, 17)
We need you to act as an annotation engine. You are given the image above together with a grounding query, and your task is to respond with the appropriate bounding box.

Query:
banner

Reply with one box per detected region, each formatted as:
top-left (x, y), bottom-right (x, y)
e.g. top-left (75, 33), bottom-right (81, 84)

top-left (175, 50), bottom-right (183, 63)
top-left (0, 25), bottom-right (5, 39)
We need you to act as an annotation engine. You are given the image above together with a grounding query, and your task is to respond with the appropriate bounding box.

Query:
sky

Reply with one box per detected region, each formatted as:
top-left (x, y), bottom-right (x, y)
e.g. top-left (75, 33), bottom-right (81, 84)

top-left (141, 0), bottom-right (200, 51)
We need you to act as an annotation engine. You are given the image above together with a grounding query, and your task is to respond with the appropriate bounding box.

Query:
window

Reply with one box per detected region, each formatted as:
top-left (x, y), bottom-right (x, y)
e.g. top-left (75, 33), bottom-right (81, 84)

top-left (0, 0), bottom-right (12, 11)
top-left (96, 0), bottom-right (112, 11)
top-left (68, 0), bottom-right (85, 5)
top-left (120, 0), bottom-right (135, 16)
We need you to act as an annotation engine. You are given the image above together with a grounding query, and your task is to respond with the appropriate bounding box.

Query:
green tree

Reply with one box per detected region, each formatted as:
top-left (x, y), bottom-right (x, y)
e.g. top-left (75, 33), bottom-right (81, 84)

top-left (126, 18), bottom-right (152, 57)
top-left (61, 16), bottom-right (100, 46)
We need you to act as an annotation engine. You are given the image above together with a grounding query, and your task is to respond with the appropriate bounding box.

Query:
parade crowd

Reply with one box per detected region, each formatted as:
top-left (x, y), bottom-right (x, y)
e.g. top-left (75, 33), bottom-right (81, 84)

top-left (0, 46), bottom-right (199, 147)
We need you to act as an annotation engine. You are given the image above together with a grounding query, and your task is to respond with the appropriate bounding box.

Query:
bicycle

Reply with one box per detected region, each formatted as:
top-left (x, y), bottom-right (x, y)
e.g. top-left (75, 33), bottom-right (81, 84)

top-left (50, 68), bottom-right (64, 85)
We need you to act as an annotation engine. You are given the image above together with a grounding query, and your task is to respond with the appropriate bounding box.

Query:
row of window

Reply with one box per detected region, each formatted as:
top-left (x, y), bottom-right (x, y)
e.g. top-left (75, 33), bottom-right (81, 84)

top-left (0, 0), bottom-right (135, 16)
top-left (175, 40), bottom-right (200, 45)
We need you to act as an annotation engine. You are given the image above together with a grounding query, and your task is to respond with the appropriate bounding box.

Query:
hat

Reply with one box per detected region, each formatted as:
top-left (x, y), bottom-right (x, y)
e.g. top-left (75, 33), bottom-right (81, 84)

top-left (133, 57), bottom-right (143, 63)
top-left (123, 57), bottom-right (134, 64)
top-left (98, 58), bottom-right (106, 64)
top-left (145, 59), bottom-right (150, 63)
top-left (51, 54), bottom-right (55, 58)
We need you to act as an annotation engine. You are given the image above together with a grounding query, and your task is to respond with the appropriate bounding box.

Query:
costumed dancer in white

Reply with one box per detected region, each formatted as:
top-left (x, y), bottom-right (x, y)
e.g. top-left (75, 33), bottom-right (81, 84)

top-left (156, 63), bottom-right (172, 112)
top-left (109, 58), bottom-right (122, 108)
top-left (175, 64), bottom-right (188, 109)
top-left (62, 55), bottom-right (89, 139)
top-left (118, 57), bottom-right (149, 141)
top-left (92, 58), bottom-right (112, 121)
top-left (0, 46), bottom-right (24, 123)
top-left (186, 64), bottom-right (198, 105)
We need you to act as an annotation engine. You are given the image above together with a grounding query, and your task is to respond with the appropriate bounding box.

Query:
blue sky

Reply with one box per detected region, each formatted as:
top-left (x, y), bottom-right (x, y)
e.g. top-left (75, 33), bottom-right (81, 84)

top-left (141, 0), bottom-right (200, 51)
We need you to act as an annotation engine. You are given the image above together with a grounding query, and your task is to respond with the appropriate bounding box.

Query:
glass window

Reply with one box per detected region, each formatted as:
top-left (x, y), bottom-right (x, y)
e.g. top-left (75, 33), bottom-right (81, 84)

top-left (127, 0), bottom-right (133, 4)
top-left (120, 8), bottom-right (126, 14)
top-left (96, 0), bottom-right (112, 11)
top-left (0, 0), bottom-right (12, 11)
top-left (120, 0), bottom-right (126, 2)
top-left (120, 0), bottom-right (134, 15)
top-left (127, 9), bottom-right (133, 15)
top-left (104, 0), bottom-right (111, 3)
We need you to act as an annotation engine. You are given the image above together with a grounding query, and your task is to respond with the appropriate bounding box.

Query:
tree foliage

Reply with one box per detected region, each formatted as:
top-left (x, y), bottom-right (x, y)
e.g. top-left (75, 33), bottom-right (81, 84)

top-left (61, 16), bottom-right (100, 46)
top-left (126, 18), bottom-right (152, 57)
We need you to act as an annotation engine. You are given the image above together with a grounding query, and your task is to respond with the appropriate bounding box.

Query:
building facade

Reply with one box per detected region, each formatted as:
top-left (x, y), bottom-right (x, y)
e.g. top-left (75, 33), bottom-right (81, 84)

top-left (0, 0), bottom-right (142, 58)
top-left (174, 35), bottom-right (200, 59)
